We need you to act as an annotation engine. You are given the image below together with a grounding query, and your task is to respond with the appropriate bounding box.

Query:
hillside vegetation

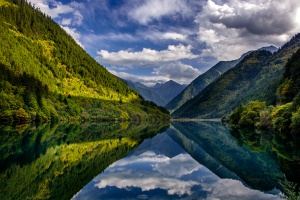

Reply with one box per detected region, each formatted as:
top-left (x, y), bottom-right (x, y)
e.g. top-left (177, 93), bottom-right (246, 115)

top-left (166, 59), bottom-right (240, 113)
top-left (0, 121), bottom-right (169, 199)
top-left (228, 48), bottom-right (300, 135)
top-left (172, 34), bottom-right (300, 119)
top-left (0, 0), bottom-right (169, 124)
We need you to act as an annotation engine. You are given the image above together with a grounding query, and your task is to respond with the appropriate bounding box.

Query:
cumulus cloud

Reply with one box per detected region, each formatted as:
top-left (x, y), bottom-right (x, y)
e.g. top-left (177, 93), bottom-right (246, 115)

top-left (129, 0), bottom-right (191, 25)
top-left (196, 0), bottom-right (300, 61)
top-left (109, 61), bottom-right (200, 86)
top-left (108, 69), bottom-right (170, 87)
top-left (205, 0), bottom-right (298, 35)
top-left (97, 44), bottom-right (198, 67)
top-left (153, 62), bottom-right (201, 84)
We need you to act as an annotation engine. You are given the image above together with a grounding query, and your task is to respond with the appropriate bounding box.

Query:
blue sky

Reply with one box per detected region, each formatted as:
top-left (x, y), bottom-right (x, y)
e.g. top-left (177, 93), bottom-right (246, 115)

top-left (28, 0), bottom-right (300, 86)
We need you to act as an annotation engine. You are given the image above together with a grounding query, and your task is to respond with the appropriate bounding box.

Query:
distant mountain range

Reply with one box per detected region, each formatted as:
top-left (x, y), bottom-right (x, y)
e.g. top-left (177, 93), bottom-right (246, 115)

top-left (171, 35), bottom-right (300, 119)
top-left (123, 80), bottom-right (186, 106)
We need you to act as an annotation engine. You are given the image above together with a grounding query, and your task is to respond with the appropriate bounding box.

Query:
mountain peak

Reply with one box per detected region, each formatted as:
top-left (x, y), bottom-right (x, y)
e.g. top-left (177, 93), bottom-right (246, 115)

top-left (153, 83), bottom-right (163, 88)
top-left (164, 80), bottom-right (181, 86)
top-left (258, 45), bottom-right (278, 53)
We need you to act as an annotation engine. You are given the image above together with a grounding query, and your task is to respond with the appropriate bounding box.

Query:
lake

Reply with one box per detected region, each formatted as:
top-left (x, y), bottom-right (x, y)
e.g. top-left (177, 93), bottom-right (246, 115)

top-left (0, 121), bottom-right (299, 199)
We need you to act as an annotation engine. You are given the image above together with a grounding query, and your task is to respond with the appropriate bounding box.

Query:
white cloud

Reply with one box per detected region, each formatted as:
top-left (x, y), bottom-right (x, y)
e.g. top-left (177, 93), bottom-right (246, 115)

top-left (141, 30), bottom-right (188, 42)
top-left (109, 151), bottom-right (170, 167)
top-left (28, 0), bottom-right (85, 49)
top-left (152, 153), bottom-right (202, 178)
top-left (153, 62), bottom-right (201, 84)
top-left (28, 0), bottom-right (74, 18)
top-left (94, 152), bottom-right (202, 196)
top-left (73, 149), bottom-right (280, 199)
top-left (129, 0), bottom-right (191, 25)
top-left (28, 0), bottom-right (84, 26)
top-left (72, 11), bottom-right (84, 26)
top-left (95, 171), bottom-right (198, 196)
top-left (61, 18), bottom-right (72, 26)
top-left (163, 32), bottom-right (187, 41)
top-left (196, 0), bottom-right (300, 61)
top-left (97, 44), bottom-right (198, 67)
top-left (108, 69), bottom-right (170, 87)
top-left (204, 179), bottom-right (281, 200)
top-left (109, 61), bottom-right (200, 86)
top-left (61, 26), bottom-right (84, 48)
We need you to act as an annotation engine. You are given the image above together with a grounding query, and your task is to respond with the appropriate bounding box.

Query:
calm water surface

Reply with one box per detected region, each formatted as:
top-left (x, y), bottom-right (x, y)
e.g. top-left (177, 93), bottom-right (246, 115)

top-left (0, 121), bottom-right (299, 199)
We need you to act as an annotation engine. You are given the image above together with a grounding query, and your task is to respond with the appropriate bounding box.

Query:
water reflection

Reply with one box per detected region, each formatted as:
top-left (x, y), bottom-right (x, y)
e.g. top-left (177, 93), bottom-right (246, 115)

top-left (0, 122), bottom-right (168, 200)
top-left (73, 128), bottom-right (281, 199)
top-left (1, 120), bottom-right (298, 199)
top-left (170, 122), bottom-right (285, 192)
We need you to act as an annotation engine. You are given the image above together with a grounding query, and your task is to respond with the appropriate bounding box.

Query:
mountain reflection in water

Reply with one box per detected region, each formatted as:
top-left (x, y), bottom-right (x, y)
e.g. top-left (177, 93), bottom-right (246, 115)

top-left (1, 121), bottom-right (298, 199)
top-left (73, 124), bottom-right (283, 200)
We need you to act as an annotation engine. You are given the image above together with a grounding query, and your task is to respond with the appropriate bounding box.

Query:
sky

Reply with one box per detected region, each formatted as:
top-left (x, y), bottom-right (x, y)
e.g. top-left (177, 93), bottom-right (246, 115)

top-left (28, 0), bottom-right (300, 86)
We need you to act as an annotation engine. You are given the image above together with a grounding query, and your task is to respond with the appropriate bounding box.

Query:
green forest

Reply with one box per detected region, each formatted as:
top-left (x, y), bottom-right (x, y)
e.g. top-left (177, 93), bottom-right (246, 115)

top-left (172, 34), bottom-right (300, 120)
top-left (228, 48), bottom-right (300, 135)
top-left (0, 121), bottom-right (169, 199)
top-left (166, 58), bottom-right (240, 113)
top-left (0, 0), bottom-right (169, 124)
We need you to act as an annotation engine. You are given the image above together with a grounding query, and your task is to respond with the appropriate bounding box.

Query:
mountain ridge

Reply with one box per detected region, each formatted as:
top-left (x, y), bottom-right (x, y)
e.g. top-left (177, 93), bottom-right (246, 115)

top-left (0, 0), bottom-right (170, 124)
top-left (124, 79), bottom-right (185, 106)
top-left (172, 34), bottom-right (300, 119)
top-left (166, 46), bottom-right (279, 114)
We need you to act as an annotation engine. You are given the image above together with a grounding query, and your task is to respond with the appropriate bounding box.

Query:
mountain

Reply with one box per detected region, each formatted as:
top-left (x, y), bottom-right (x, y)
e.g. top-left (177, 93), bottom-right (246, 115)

top-left (166, 46), bottom-right (278, 114)
top-left (166, 58), bottom-right (241, 113)
top-left (124, 80), bottom-right (185, 106)
top-left (172, 34), bottom-right (300, 119)
top-left (151, 80), bottom-right (186, 105)
top-left (258, 45), bottom-right (278, 53)
top-left (123, 80), bottom-right (166, 106)
top-left (168, 122), bottom-right (284, 191)
top-left (227, 46), bottom-right (300, 134)
top-left (0, 0), bottom-right (169, 124)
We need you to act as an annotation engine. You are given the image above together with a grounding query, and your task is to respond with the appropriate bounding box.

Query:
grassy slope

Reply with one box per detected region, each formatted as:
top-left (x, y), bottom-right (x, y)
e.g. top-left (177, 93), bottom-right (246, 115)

top-left (0, 0), bottom-right (170, 123)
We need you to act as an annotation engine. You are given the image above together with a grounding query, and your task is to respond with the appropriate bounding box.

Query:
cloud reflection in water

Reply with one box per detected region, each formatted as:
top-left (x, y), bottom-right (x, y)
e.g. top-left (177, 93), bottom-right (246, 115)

top-left (72, 133), bottom-right (280, 199)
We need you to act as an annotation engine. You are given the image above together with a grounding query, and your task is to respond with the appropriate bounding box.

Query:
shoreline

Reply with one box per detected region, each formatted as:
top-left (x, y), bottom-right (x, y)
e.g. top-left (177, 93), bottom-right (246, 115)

top-left (170, 118), bottom-right (222, 122)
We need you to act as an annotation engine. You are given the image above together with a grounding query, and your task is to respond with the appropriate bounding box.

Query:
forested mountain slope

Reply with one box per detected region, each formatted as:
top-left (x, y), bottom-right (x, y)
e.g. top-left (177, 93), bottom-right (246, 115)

top-left (227, 46), bottom-right (300, 135)
top-left (172, 34), bottom-right (300, 119)
top-left (0, 0), bottom-right (169, 124)
top-left (167, 46), bottom-right (278, 114)
top-left (166, 59), bottom-right (240, 113)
